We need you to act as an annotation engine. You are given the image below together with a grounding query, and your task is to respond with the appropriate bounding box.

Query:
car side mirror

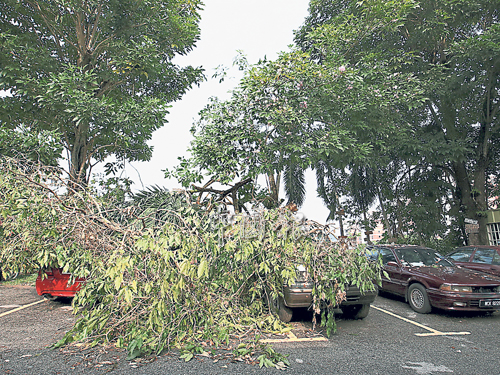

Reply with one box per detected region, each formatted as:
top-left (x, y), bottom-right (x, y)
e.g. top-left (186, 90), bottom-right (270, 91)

top-left (386, 261), bottom-right (399, 267)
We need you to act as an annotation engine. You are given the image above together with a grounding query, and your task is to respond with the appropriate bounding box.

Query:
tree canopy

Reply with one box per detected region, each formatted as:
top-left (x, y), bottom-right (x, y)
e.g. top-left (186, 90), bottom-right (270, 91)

top-left (171, 0), bottom-right (499, 246)
top-left (293, 0), bottom-right (500, 245)
top-left (0, 0), bottom-right (204, 187)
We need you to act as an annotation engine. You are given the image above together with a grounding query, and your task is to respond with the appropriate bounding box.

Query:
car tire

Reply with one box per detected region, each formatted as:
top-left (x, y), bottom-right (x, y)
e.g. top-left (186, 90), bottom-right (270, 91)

top-left (265, 290), bottom-right (293, 323)
top-left (271, 296), bottom-right (293, 323)
top-left (42, 293), bottom-right (57, 301)
top-left (408, 283), bottom-right (431, 314)
top-left (278, 297), bottom-right (293, 323)
top-left (343, 304), bottom-right (370, 319)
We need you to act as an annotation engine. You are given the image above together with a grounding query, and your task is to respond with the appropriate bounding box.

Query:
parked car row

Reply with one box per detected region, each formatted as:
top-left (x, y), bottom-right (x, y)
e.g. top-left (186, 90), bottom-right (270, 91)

top-left (367, 245), bottom-right (500, 314)
top-left (35, 245), bottom-right (500, 319)
top-left (447, 246), bottom-right (500, 277)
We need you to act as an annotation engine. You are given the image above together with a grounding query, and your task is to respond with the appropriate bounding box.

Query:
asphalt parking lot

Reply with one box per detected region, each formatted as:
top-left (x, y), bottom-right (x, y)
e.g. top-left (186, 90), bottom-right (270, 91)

top-left (1, 284), bottom-right (500, 375)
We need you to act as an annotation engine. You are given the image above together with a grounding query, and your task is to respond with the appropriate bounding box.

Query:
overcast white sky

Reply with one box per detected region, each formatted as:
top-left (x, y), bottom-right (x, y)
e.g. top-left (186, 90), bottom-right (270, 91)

top-left (118, 0), bottom-right (331, 223)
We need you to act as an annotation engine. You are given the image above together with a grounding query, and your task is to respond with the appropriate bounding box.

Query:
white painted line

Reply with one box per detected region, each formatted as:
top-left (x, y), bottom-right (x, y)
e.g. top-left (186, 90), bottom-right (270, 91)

top-left (372, 305), bottom-right (470, 337)
top-left (415, 332), bottom-right (471, 337)
top-left (261, 337), bottom-right (328, 343)
top-left (261, 330), bottom-right (328, 343)
top-left (0, 299), bottom-right (45, 318)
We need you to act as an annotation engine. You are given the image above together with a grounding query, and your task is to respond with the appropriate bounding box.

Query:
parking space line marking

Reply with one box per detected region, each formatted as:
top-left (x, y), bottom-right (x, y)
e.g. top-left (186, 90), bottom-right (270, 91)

top-left (0, 299), bottom-right (45, 318)
top-left (372, 305), bottom-right (470, 337)
top-left (261, 331), bottom-right (328, 343)
top-left (261, 337), bottom-right (328, 343)
top-left (414, 332), bottom-right (471, 337)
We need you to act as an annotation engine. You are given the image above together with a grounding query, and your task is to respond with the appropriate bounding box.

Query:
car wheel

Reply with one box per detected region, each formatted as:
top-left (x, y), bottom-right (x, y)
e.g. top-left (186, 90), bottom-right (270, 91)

top-left (343, 304), bottom-right (370, 319)
top-left (265, 290), bottom-right (294, 323)
top-left (408, 284), bottom-right (431, 314)
top-left (270, 296), bottom-right (293, 323)
top-left (42, 293), bottom-right (56, 301)
top-left (277, 297), bottom-right (293, 323)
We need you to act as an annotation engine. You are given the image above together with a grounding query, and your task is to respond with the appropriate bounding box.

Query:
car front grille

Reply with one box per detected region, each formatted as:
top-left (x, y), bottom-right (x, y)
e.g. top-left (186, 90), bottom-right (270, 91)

top-left (472, 286), bottom-right (499, 293)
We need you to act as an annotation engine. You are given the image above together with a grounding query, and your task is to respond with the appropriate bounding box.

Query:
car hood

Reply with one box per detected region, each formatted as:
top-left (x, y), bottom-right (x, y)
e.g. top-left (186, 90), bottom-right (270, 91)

top-left (408, 266), bottom-right (500, 286)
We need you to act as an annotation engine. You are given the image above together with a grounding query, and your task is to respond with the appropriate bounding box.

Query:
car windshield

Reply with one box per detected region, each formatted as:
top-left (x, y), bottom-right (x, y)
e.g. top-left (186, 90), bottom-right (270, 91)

top-left (394, 248), bottom-right (454, 267)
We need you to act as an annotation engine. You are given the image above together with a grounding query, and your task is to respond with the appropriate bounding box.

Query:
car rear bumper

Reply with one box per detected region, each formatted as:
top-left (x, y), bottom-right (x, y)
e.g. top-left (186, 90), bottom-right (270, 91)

top-left (36, 268), bottom-right (83, 298)
top-left (283, 283), bottom-right (377, 308)
top-left (342, 285), bottom-right (378, 306)
top-left (283, 282), bottom-right (314, 307)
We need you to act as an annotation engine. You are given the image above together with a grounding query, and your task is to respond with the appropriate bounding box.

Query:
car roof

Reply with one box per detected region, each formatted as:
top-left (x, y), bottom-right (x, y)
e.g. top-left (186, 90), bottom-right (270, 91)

top-left (368, 244), bottom-right (434, 251)
top-left (454, 245), bottom-right (500, 250)
top-left (453, 245), bottom-right (500, 253)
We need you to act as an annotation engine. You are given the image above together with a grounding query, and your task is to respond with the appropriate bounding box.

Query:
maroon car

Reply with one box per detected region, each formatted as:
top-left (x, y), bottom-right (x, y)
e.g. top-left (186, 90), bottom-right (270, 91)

top-left (367, 245), bottom-right (500, 314)
top-left (447, 246), bottom-right (500, 277)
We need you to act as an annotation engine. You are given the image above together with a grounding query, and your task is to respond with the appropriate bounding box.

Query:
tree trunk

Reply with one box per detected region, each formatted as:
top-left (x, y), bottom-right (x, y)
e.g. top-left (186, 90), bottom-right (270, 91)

top-left (68, 119), bottom-right (91, 190)
top-left (69, 137), bottom-right (89, 190)
top-left (266, 172), bottom-right (280, 208)
top-left (232, 189), bottom-right (240, 214)
top-left (437, 93), bottom-right (491, 245)
top-left (395, 198), bottom-right (405, 238)
top-left (376, 185), bottom-right (392, 238)
top-left (362, 210), bottom-right (372, 245)
top-left (452, 161), bottom-right (488, 245)
top-left (472, 152), bottom-right (489, 245)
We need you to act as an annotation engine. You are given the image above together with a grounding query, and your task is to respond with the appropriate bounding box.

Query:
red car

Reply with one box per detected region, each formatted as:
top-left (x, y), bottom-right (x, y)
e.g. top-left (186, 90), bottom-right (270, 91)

top-left (367, 245), bottom-right (500, 314)
top-left (36, 268), bottom-right (84, 299)
top-left (447, 246), bottom-right (500, 277)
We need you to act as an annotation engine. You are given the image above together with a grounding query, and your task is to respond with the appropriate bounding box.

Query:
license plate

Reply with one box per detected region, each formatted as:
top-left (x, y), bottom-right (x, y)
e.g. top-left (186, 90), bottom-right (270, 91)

top-left (479, 300), bottom-right (500, 308)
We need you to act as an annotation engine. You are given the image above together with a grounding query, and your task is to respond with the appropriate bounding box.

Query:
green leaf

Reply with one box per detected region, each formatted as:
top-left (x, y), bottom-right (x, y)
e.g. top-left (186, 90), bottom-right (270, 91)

top-left (180, 352), bottom-right (194, 362)
top-left (197, 258), bottom-right (208, 279)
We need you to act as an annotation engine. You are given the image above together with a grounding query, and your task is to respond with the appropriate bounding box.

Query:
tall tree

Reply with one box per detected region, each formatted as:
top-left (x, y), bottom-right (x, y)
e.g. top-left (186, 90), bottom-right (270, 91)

top-left (167, 51), bottom-right (376, 210)
top-left (296, 0), bottom-right (500, 244)
top-left (0, 0), bottom-right (204, 187)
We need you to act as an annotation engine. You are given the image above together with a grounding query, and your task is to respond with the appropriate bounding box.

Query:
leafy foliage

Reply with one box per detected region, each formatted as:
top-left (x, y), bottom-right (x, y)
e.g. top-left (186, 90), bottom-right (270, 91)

top-left (0, 157), bottom-right (381, 366)
top-left (294, 0), bottom-right (500, 245)
top-left (0, 125), bottom-right (62, 166)
top-left (0, 0), bottom-right (204, 186)
top-left (168, 1), bottom-right (433, 228)
top-left (167, 48), bottom-right (389, 211)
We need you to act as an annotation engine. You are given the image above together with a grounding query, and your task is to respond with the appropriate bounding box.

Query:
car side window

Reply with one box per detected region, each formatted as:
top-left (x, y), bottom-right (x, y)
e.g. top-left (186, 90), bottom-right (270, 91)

top-left (492, 251), bottom-right (500, 266)
top-left (366, 248), bottom-right (380, 262)
top-left (473, 249), bottom-right (497, 264)
top-left (449, 249), bottom-right (474, 262)
top-left (379, 248), bottom-right (397, 265)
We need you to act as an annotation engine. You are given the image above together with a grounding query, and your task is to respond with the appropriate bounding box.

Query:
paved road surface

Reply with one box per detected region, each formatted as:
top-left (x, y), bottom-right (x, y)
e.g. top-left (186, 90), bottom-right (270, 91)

top-left (1, 285), bottom-right (499, 374)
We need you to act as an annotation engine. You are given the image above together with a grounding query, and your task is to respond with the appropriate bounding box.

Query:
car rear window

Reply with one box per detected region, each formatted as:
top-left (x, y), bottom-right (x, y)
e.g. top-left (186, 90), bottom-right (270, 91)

top-left (473, 248), bottom-right (498, 264)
